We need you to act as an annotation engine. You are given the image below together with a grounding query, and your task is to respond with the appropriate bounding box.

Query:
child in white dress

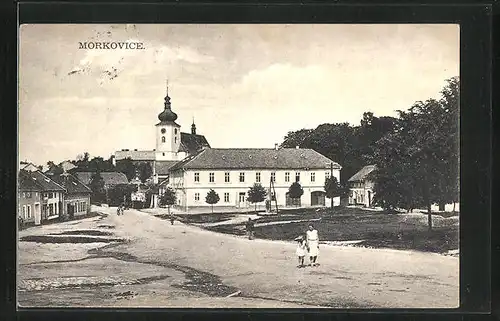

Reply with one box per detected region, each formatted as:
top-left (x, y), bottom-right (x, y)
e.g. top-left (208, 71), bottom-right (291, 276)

top-left (295, 236), bottom-right (307, 268)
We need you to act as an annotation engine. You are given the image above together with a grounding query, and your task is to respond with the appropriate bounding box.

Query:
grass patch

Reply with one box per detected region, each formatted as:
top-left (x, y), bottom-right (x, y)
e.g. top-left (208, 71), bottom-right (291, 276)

top-left (204, 208), bottom-right (458, 253)
top-left (174, 213), bottom-right (237, 224)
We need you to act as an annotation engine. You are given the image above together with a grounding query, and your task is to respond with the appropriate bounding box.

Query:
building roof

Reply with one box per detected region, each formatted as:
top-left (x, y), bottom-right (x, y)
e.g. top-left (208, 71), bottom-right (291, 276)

top-left (114, 150), bottom-right (156, 161)
top-left (18, 169), bottom-right (66, 192)
top-left (50, 173), bottom-right (92, 194)
top-left (348, 165), bottom-right (377, 182)
top-left (74, 171), bottom-right (129, 186)
top-left (155, 161), bottom-right (178, 176)
top-left (170, 148), bottom-right (341, 171)
top-left (18, 170), bottom-right (43, 191)
top-left (60, 161), bottom-right (77, 172)
top-left (21, 163), bottom-right (41, 172)
top-left (179, 132), bottom-right (211, 154)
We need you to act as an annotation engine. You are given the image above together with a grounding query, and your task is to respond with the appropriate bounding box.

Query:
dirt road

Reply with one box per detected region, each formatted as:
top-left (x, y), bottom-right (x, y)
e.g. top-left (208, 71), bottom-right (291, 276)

top-left (18, 206), bottom-right (459, 308)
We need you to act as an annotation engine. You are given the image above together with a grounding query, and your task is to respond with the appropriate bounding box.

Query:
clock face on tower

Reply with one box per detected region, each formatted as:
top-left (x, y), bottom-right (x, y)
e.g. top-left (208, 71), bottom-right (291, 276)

top-left (161, 128), bottom-right (166, 134)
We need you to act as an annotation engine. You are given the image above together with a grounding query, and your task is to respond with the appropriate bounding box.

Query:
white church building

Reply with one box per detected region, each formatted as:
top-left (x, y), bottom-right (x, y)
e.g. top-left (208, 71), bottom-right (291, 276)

top-left (114, 87), bottom-right (342, 210)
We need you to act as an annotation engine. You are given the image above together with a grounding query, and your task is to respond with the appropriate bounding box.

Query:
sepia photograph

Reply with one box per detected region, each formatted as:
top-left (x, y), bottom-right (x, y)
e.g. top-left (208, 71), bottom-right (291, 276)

top-left (18, 24), bottom-right (459, 308)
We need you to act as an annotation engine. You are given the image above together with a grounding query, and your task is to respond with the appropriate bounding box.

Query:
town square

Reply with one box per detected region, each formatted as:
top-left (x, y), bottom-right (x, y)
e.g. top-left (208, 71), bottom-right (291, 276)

top-left (18, 24), bottom-right (459, 308)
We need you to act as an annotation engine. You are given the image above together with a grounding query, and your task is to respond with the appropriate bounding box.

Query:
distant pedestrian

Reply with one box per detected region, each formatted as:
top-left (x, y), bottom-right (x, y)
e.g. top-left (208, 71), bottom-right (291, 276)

top-left (306, 224), bottom-right (319, 266)
top-left (245, 217), bottom-right (255, 240)
top-left (295, 235), bottom-right (307, 268)
top-left (170, 215), bottom-right (175, 225)
top-left (116, 205), bottom-right (122, 216)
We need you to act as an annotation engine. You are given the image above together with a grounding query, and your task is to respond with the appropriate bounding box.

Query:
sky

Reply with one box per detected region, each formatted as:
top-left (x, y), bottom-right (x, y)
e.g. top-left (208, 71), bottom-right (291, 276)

top-left (19, 24), bottom-right (459, 166)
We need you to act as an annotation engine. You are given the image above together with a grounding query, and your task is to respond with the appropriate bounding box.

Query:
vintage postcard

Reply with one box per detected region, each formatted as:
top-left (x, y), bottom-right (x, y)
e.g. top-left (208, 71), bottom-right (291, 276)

top-left (18, 24), bottom-right (459, 308)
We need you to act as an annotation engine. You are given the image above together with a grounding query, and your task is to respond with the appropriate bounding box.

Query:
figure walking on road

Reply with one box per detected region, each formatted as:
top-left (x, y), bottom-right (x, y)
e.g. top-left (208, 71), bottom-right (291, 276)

top-left (306, 224), bottom-right (319, 266)
top-left (246, 218), bottom-right (255, 240)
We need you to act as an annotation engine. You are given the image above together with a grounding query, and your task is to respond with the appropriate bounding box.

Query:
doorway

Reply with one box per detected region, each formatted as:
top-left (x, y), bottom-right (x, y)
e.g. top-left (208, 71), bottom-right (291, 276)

top-left (311, 191), bottom-right (326, 206)
top-left (238, 192), bottom-right (246, 207)
top-left (34, 204), bottom-right (41, 225)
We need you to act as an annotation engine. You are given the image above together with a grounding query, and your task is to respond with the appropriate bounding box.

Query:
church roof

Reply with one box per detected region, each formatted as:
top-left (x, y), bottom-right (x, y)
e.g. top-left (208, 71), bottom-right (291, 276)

top-left (348, 165), bottom-right (377, 182)
top-left (180, 132), bottom-right (211, 155)
top-left (169, 148), bottom-right (341, 171)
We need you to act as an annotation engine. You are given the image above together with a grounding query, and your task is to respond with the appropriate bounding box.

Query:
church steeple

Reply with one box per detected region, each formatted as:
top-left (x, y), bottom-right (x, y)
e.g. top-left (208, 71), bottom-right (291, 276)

top-left (158, 79), bottom-right (178, 122)
top-left (191, 117), bottom-right (197, 135)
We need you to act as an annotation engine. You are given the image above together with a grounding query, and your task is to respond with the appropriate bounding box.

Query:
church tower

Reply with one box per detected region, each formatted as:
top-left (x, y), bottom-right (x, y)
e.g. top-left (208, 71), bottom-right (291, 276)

top-left (155, 85), bottom-right (184, 161)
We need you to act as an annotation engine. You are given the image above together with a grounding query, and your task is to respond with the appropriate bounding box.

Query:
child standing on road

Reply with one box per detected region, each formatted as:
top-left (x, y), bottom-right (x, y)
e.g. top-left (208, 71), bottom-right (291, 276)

top-left (295, 236), bottom-right (307, 268)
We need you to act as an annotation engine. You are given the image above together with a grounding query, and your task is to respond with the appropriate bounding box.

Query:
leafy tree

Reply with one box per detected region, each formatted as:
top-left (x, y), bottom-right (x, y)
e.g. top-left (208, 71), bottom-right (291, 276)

top-left (205, 189), bottom-right (220, 213)
top-left (324, 176), bottom-right (349, 209)
top-left (280, 128), bottom-right (314, 149)
top-left (247, 183), bottom-right (268, 212)
top-left (73, 152), bottom-right (90, 170)
top-left (369, 77), bottom-right (459, 229)
top-left (288, 182), bottom-right (304, 207)
top-left (89, 171), bottom-right (106, 204)
top-left (116, 157), bottom-right (136, 181)
top-left (107, 184), bottom-right (137, 206)
top-left (137, 162), bottom-right (153, 183)
top-left (159, 187), bottom-right (177, 215)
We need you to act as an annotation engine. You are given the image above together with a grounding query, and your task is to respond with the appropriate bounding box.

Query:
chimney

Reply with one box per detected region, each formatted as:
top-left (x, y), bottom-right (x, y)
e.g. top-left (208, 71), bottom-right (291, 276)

top-left (274, 143), bottom-right (278, 150)
top-left (296, 146), bottom-right (299, 149)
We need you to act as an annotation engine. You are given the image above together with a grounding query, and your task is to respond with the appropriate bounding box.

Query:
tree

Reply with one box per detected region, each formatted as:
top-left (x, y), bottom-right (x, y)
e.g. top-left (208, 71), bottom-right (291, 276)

top-left (107, 183), bottom-right (137, 206)
top-left (159, 187), bottom-right (177, 215)
top-left (369, 77), bottom-right (459, 230)
top-left (288, 182), bottom-right (304, 207)
top-left (89, 171), bottom-right (106, 204)
top-left (137, 162), bottom-right (153, 183)
top-left (324, 176), bottom-right (349, 209)
top-left (205, 189), bottom-right (220, 213)
top-left (247, 183), bottom-right (268, 213)
top-left (116, 157), bottom-right (136, 181)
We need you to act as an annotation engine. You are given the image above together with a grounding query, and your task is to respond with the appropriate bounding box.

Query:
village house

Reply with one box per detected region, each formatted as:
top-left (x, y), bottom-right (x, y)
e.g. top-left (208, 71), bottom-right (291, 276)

top-left (18, 169), bottom-right (65, 225)
top-left (348, 165), bottom-right (376, 207)
top-left (113, 89), bottom-right (210, 184)
top-left (168, 147), bottom-right (342, 210)
top-left (50, 172), bottom-right (92, 219)
top-left (73, 171), bottom-right (129, 190)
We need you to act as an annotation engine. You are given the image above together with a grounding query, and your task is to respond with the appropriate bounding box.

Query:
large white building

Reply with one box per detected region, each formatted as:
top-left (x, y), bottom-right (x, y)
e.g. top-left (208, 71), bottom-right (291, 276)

top-left (169, 148), bottom-right (342, 210)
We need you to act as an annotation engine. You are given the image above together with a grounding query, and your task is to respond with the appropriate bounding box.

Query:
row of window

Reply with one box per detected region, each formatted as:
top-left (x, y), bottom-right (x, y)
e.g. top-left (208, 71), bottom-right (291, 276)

top-left (193, 191), bottom-right (276, 203)
top-left (194, 171), bottom-right (332, 184)
top-left (161, 136), bottom-right (178, 143)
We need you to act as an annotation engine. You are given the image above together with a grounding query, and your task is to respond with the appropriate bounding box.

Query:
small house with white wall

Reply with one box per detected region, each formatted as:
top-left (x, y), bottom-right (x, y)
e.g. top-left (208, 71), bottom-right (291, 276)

top-left (348, 165), bottom-right (376, 207)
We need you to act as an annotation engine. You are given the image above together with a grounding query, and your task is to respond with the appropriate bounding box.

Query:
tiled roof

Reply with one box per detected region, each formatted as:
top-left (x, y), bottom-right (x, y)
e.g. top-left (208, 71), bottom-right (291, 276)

top-left (170, 148), bottom-right (341, 171)
top-left (18, 170), bottom-right (43, 191)
top-left (74, 171), bottom-right (129, 186)
top-left (180, 132), bottom-right (210, 155)
top-left (348, 165), bottom-right (377, 182)
top-left (18, 170), bottom-right (65, 191)
top-left (115, 150), bottom-right (155, 161)
top-left (155, 161), bottom-right (178, 175)
top-left (50, 173), bottom-right (92, 194)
